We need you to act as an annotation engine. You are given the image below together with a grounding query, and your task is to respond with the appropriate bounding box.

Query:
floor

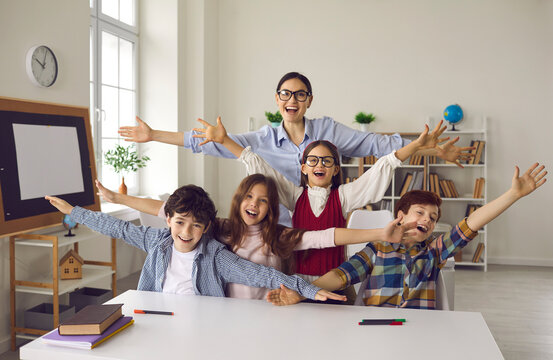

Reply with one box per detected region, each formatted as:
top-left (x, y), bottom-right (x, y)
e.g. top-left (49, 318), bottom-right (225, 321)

top-left (3, 265), bottom-right (552, 360)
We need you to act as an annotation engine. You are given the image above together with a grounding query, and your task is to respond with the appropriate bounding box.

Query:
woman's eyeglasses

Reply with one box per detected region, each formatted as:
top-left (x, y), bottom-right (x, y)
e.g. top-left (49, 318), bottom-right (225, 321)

top-left (277, 89), bottom-right (311, 102)
top-left (304, 155), bottom-right (336, 168)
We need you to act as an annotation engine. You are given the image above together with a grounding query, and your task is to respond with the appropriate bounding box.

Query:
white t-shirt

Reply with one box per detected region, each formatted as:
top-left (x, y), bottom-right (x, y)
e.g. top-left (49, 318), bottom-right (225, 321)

top-left (162, 245), bottom-right (197, 295)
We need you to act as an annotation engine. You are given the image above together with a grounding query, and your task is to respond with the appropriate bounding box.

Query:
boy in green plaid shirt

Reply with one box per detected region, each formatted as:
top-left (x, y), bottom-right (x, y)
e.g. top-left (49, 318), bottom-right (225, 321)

top-left (267, 163), bottom-right (547, 309)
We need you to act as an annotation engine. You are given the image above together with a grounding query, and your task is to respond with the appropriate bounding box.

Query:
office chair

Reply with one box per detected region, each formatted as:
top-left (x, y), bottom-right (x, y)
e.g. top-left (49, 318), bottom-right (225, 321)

top-left (346, 209), bottom-right (454, 310)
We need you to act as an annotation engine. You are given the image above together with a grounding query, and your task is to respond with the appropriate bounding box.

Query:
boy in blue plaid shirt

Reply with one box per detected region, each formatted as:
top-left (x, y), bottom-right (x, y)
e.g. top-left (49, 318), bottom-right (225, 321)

top-left (267, 163), bottom-right (547, 309)
top-left (45, 185), bottom-right (343, 301)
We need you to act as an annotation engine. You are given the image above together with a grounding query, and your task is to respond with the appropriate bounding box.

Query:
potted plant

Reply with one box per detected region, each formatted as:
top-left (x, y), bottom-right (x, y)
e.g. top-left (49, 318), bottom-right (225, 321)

top-left (104, 144), bottom-right (150, 194)
top-left (265, 110), bottom-right (283, 128)
top-left (354, 112), bottom-right (376, 132)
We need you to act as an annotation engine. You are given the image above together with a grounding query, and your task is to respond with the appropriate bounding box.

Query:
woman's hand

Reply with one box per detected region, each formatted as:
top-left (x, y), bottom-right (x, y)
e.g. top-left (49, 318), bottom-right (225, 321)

top-left (414, 120), bottom-right (448, 151)
top-left (119, 116), bottom-right (153, 143)
top-left (192, 116), bottom-right (228, 145)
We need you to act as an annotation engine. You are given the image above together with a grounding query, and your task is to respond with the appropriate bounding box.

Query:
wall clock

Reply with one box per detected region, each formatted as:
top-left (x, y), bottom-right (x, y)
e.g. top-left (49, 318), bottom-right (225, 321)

top-left (26, 45), bottom-right (58, 87)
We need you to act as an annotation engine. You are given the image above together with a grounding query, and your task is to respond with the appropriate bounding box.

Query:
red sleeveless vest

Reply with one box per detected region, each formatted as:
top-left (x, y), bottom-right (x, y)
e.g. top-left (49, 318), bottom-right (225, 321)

top-left (293, 188), bottom-right (346, 275)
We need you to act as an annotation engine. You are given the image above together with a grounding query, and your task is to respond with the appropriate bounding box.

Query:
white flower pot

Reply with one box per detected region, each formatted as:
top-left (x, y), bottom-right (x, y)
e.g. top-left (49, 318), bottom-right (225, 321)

top-left (359, 123), bottom-right (370, 132)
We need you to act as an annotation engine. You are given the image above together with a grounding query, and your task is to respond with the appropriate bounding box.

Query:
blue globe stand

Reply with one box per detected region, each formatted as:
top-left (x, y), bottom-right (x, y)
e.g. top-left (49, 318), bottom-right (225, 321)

top-left (64, 228), bottom-right (75, 237)
top-left (63, 214), bottom-right (77, 237)
top-left (443, 104), bottom-right (463, 132)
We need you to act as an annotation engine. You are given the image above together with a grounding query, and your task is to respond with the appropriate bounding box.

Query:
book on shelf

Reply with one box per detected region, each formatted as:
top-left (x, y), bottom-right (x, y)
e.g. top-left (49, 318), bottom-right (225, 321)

top-left (58, 304), bottom-right (123, 335)
top-left (473, 141), bottom-right (485, 165)
top-left (453, 250), bottom-right (463, 262)
top-left (439, 179), bottom-right (451, 198)
top-left (379, 200), bottom-right (392, 211)
top-left (400, 173), bottom-right (413, 196)
top-left (409, 171), bottom-right (424, 192)
top-left (364, 155), bottom-right (378, 165)
top-left (466, 140), bottom-right (478, 164)
top-left (42, 316), bottom-right (133, 349)
top-left (473, 177), bottom-right (485, 198)
top-left (465, 204), bottom-right (481, 217)
top-left (446, 180), bottom-right (459, 198)
top-left (472, 243), bottom-right (485, 263)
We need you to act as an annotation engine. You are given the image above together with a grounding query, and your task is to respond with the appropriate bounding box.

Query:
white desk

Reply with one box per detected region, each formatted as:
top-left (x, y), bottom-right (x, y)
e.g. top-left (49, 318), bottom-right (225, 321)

top-left (20, 290), bottom-right (503, 360)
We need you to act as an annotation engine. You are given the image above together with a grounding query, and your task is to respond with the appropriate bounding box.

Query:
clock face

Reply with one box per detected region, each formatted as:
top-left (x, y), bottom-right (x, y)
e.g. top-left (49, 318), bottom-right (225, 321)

top-left (26, 45), bottom-right (58, 87)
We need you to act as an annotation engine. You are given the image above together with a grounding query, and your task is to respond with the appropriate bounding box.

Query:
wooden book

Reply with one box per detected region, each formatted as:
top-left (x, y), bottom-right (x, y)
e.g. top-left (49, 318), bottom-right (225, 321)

top-left (476, 177), bottom-right (485, 198)
top-left (447, 180), bottom-right (459, 198)
top-left (400, 173), bottom-right (413, 196)
top-left (472, 243), bottom-right (485, 263)
top-left (440, 180), bottom-right (451, 198)
top-left (474, 141), bottom-right (485, 165)
top-left (433, 174), bottom-right (441, 197)
top-left (473, 178), bottom-right (481, 198)
top-left (58, 304), bottom-right (123, 335)
top-left (467, 140), bottom-right (478, 164)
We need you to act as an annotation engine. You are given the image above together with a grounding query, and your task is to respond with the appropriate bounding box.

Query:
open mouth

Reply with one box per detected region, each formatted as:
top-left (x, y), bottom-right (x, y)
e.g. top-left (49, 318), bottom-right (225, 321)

top-left (416, 225), bottom-right (428, 233)
top-left (178, 235), bottom-right (192, 243)
top-left (285, 106), bottom-right (298, 114)
top-left (313, 170), bottom-right (326, 178)
top-left (245, 209), bottom-right (258, 218)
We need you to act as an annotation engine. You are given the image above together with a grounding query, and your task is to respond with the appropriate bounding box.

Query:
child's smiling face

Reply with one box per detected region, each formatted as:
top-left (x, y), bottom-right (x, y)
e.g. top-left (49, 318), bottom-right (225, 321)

top-left (301, 145), bottom-right (339, 188)
top-left (240, 183), bottom-right (269, 226)
top-left (398, 203), bottom-right (439, 245)
top-left (166, 212), bottom-right (209, 253)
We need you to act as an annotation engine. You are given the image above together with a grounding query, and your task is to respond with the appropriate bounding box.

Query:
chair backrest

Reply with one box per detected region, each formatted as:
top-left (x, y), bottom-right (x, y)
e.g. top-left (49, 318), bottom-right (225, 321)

top-left (138, 194), bottom-right (170, 229)
top-left (346, 210), bottom-right (394, 258)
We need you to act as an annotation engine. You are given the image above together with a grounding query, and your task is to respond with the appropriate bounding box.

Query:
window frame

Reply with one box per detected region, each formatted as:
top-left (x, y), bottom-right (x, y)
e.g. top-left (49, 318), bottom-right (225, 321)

top-left (90, 0), bottom-right (139, 193)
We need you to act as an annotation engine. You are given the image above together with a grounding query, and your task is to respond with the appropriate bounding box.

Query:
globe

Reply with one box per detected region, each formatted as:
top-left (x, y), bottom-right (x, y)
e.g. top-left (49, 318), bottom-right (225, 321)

top-left (443, 104), bottom-right (463, 130)
top-left (62, 214), bottom-right (77, 237)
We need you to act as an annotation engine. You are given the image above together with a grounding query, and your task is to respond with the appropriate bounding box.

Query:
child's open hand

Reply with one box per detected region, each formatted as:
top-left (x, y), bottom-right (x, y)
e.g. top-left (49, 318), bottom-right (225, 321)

top-left (95, 180), bottom-right (117, 203)
top-left (118, 116), bottom-right (153, 143)
top-left (511, 163), bottom-right (547, 198)
top-left (384, 216), bottom-right (418, 244)
top-left (45, 196), bottom-right (74, 215)
top-left (192, 116), bottom-right (227, 146)
top-left (435, 137), bottom-right (475, 168)
top-left (266, 284), bottom-right (303, 306)
top-left (314, 289), bottom-right (347, 303)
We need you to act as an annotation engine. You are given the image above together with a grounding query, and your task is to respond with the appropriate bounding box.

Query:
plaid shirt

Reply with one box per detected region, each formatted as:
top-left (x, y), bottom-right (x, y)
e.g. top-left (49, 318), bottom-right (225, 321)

top-left (334, 218), bottom-right (478, 309)
top-left (71, 207), bottom-right (320, 299)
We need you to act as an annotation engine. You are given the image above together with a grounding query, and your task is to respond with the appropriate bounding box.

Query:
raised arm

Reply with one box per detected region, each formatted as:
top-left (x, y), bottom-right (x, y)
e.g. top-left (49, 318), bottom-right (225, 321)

top-left (95, 180), bottom-right (164, 216)
top-left (466, 163), bottom-right (547, 231)
top-left (119, 116), bottom-right (184, 146)
top-left (333, 217), bottom-right (418, 246)
top-left (394, 120), bottom-right (448, 162)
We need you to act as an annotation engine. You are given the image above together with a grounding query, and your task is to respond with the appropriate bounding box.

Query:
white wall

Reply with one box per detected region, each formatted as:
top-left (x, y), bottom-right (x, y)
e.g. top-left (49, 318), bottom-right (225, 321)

top-left (210, 0), bottom-right (553, 265)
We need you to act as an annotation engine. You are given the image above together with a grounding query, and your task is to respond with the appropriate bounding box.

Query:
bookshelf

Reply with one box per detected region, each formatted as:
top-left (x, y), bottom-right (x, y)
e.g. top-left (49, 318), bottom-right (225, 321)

top-left (341, 117), bottom-right (488, 271)
top-left (9, 227), bottom-right (117, 350)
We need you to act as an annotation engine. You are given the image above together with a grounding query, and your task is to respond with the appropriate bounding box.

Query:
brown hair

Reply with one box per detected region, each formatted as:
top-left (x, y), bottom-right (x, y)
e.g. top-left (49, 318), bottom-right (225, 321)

top-left (164, 185), bottom-right (217, 226)
top-left (222, 174), bottom-right (306, 273)
top-left (300, 140), bottom-right (343, 188)
top-left (394, 190), bottom-right (442, 221)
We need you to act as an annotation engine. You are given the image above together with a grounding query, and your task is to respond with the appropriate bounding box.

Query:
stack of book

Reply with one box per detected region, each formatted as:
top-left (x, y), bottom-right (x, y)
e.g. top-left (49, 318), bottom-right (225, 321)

top-left (41, 303), bottom-right (133, 349)
top-left (364, 155), bottom-right (378, 165)
top-left (473, 177), bottom-right (485, 198)
top-left (428, 173), bottom-right (459, 198)
top-left (399, 171), bottom-right (424, 196)
top-left (466, 140), bottom-right (486, 165)
top-left (408, 154), bottom-right (424, 165)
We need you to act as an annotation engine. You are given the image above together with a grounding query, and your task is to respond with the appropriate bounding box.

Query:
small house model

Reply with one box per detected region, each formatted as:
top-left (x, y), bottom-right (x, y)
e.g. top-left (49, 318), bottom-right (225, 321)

top-left (59, 249), bottom-right (84, 280)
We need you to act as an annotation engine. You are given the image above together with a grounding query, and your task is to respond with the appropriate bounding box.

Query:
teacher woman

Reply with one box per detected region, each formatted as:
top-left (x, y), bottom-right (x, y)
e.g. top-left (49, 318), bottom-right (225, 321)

top-left (119, 72), bottom-right (472, 225)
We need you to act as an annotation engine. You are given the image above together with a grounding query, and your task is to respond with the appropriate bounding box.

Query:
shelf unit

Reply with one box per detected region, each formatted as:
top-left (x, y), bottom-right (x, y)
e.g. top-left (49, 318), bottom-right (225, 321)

top-left (341, 120), bottom-right (488, 271)
top-left (9, 226), bottom-right (117, 350)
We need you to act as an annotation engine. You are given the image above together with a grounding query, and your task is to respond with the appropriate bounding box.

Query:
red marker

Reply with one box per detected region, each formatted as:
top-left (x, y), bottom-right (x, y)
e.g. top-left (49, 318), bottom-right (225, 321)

top-left (134, 309), bottom-right (174, 315)
top-left (358, 320), bottom-right (403, 325)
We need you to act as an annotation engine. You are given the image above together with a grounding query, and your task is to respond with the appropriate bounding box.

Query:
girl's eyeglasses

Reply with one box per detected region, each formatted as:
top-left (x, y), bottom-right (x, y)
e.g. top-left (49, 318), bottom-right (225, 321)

top-left (304, 155), bottom-right (336, 168)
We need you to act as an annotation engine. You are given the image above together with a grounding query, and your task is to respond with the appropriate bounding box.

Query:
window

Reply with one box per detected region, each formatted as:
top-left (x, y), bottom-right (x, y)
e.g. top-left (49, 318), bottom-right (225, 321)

top-left (64, 268), bottom-right (69, 274)
top-left (90, 0), bottom-right (139, 193)
top-left (74, 268), bottom-right (80, 273)
top-left (69, 258), bottom-right (74, 264)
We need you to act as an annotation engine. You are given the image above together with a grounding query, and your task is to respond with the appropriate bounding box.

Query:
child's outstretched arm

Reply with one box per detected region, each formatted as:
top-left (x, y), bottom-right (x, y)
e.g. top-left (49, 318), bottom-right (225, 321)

top-left (192, 117), bottom-right (244, 158)
top-left (45, 196), bottom-right (74, 214)
top-left (333, 217), bottom-right (418, 246)
top-left (95, 180), bottom-right (164, 216)
top-left (466, 163), bottom-right (547, 231)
